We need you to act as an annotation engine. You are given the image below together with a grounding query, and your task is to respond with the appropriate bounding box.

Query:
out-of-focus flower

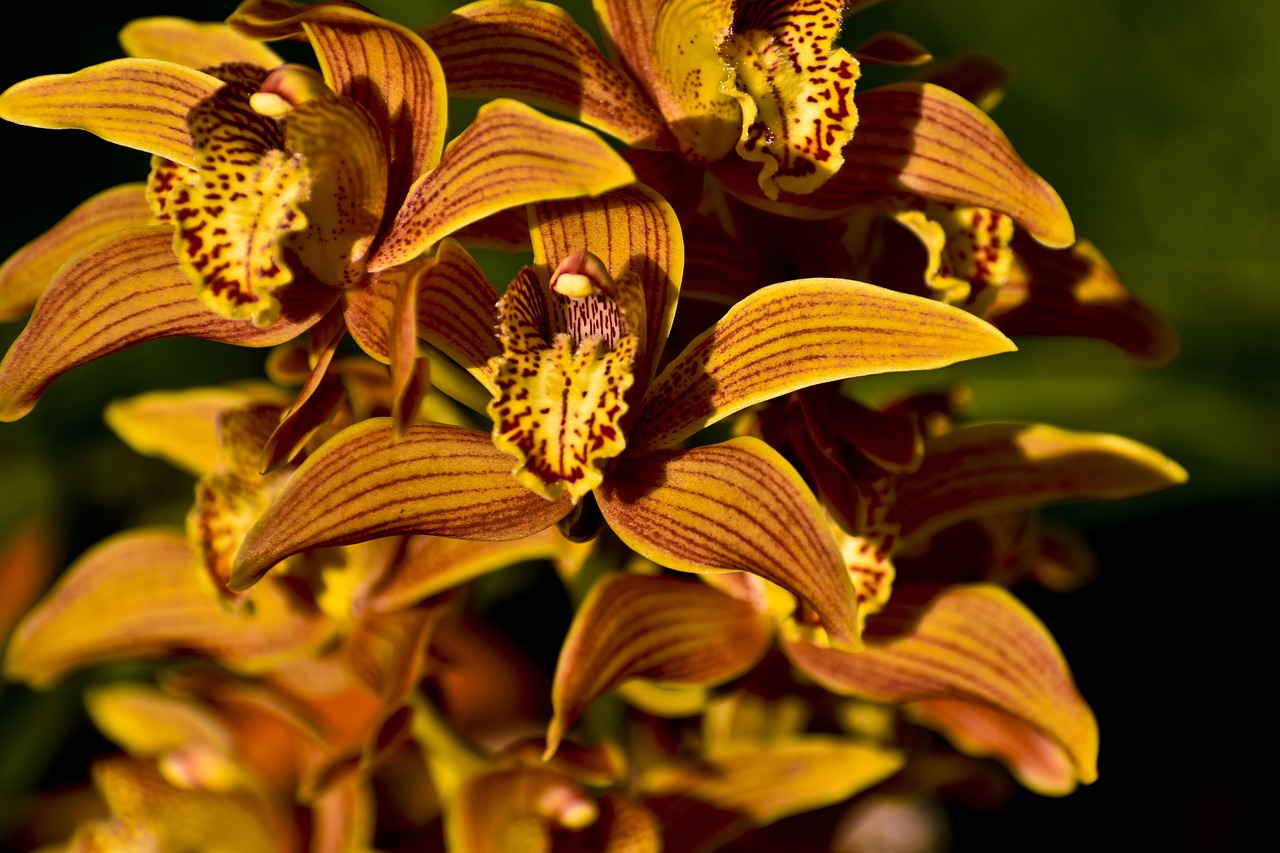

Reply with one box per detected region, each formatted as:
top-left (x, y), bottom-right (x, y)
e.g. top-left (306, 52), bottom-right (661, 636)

top-left (0, 0), bottom-right (634, 437)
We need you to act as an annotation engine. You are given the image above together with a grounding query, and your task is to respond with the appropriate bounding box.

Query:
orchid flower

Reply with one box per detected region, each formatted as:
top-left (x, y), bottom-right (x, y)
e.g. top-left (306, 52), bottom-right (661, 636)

top-left (227, 185), bottom-right (1017, 651)
top-left (420, 0), bottom-right (1075, 249)
top-left (0, 0), bottom-right (634, 445)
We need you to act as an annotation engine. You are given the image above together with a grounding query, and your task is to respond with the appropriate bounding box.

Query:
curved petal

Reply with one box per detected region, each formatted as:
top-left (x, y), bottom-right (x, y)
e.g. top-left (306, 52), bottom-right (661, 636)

top-left (532, 184), bottom-right (683, 384)
top-left (991, 236), bottom-right (1180, 366)
top-left (716, 83), bottom-right (1074, 248)
top-left (259, 309), bottom-right (348, 472)
top-left (231, 420), bottom-right (572, 591)
top-left (370, 99), bottom-right (635, 272)
top-left (4, 530), bottom-right (335, 688)
top-left (547, 573), bottom-right (773, 756)
top-left (447, 765), bottom-right (598, 852)
top-left (889, 422), bottom-right (1188, 548)
top-left (641, 736), bottom-right (903, 825)
top-left (629, 278), bottom-right (1014, 456)
top-left (229, 0), bottom-right (448, 197)
top-left (366, 529), bottom-right (562, 611)
top-left (782, 584), bottom-right (1099, 789)
top-left (0, 227), bottom-right (333, 422)
top-left (597, 438), bottom-right (858, 648)
top-left (0, 59), bottom-right (223, 166)
top-left (0, 183), bottom-right (151, 321)
top-left (421, 0), bottom-right (669, 148)
top-left (119, 17), bottom-right (283, 68)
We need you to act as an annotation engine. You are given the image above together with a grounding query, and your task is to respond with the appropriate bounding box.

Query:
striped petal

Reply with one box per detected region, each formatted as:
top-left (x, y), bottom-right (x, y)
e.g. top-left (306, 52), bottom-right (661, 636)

top-left (889, 423), bottom-right (1188, 548)
top-left (782, 584), bottom-right (1099, 792)
top-left (229, 0), bottom-right (448, 200)
top-left (259, 310), bottom-right (348, 472)
top-left (421, 0), bottom-right (669, 148)
top-left (0, 227), bottom-right (333, 422)
top-left (596, 438), bottom-right (858, 648)
top-left (547, 573), bottom-right (773, 756)
top-left (721, 0), bottom-right (861, 198)
top-left (0, 59), bottom-right (223, 166)
top-left (230, 420), bottom-right (572, 591)
top-left (716, 83), bottom-right (1074, 248)
top-left (641, 736), bottom-right (903, 825)
top-left (119, 17), bottom-right (282, 68)
top-left (366, 529), bottom-right (562, 611)
top-left (370, 99), bottom-right (635, 272)
top-left (628, 278), bottom-right (1015, 456)
top-left (990, 236), bottom-right (1181, 366)
top-left (4, 530), bottom-right (335, 688)
top-left (531, 184), bottom-right (684, 384)
top-left (0, 183), bottom-right (151, 321)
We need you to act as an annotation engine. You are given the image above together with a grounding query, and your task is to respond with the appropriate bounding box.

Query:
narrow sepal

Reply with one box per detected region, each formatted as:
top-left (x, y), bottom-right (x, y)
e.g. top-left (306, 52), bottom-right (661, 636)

top-left (596, 437), bottom-right (859, 648)
top-left (4, 530), bottom-right (335, 688)
top-left (0, 59), bottom-right (223, 166)
top-left (547, 573), bottom-right (773, 756)
top-left (119, 17), bottom-right (283, 68)
top-left (421, 0), bottom-right (669, 147)
top-left (782, 584), bottom-right (1099, 790)
top-left (889, 422), bottom-right (1189, 547)
top-left (231, 420), bottom-right (572, 590)
top-left (630, 278), bottom-right (1015, 455)
top-left (0, 227), bottom-right (332, 422)
top-left (0, 183), bottom-right (151, 321)
top-left (371, 99), bottom-right (636, 271)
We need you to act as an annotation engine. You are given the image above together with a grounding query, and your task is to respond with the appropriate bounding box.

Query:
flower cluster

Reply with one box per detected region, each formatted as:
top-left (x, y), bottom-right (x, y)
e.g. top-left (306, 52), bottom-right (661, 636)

top-left (0, 1), bottom-right (1183, 850)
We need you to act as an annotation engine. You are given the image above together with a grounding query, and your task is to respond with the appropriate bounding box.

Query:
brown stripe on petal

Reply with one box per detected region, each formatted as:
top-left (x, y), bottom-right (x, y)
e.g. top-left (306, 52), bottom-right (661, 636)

top-left (370, 99), bottom-right (634, 272)
top-left (0, 183), bottom-right (151, 321)
top-left (0, 59), bottom-right (225, 165)
top-left (230, 420), bottom-right (573, 590)
top-left (783, 584), bottom-right (1099, 788)
top-left (421, 1), bottom-right (669, 147)
top-left (597, 438), bottom-right (857, 647)
top-left (0, 227), bottom-right (331, 422)
top-left (415, 239), bottom-right (502, 391)
top-left (547, 573), bottom-right (772, 756)
top-left (630, 278), bottom-right (1014, 455)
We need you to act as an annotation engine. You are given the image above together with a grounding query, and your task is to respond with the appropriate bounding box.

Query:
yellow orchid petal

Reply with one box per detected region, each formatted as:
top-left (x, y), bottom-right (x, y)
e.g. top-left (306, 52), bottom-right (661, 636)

top-left (488, 266), bottom-right (638, 502)
top-left (105, 386), bottom-right (289, 478)
top-left (597, 437), bottom-right (859, 649)
top-left (0, 59), bottom-right (223, 166)
top-left (722, 0), bottom-right (861, 197)
top-left (991, 236), bottom-right (1181, 366)
top-left (0, 227), bottom-right (333, 423)
top-left (629, 278), bottom-right (1015, 456)
top-left (0, 183), bottom-right (151, 321)
top-left (718, 83), bottom-right (1074, 248)
top-left (119, 18), bottom-right (282, 68)
top-left (367, 529), bottom-right (561, 611)
top-left (851, 31), bottom-right (933, 67)
top-left (783, 584), bottom-right (1099, 790)
top-left (229, 0), bottom-right (448, 198)
top-left (447, 765), bottom-right (598, 852)
top-left (343, 605), bottom-right (442, 709)
top-left (422, 0), bottom-right (670, 148)
top-left (907, 698), bottom-right (1081, 796)
top-left (390, 271), bottom-right (430, 437)
top-left (259, 308), bottom-right (348, 472)
top-left (89, 758), bottom-right (294, 853)
top-left (310, 778), bottom-right (376, 853)
top-left (641, 736), bottom-right (903, 825)
top-left (547, 573), bottom-right (773, 757)
top-left (4, 530), bottom-right (336, 688)
top-left (370, 99), bottom-right (635, 272)
top-left (230, 420), bottom-right (573, 591)
top-left (531, 184), bottom-right (684, 383)
top-left (889, 422), bottom-right (1189, 548)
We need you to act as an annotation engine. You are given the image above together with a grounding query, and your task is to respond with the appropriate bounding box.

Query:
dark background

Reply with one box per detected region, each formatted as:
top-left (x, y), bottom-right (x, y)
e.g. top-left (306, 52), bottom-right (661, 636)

top-left (1, 1), bottom-right (1273, 850)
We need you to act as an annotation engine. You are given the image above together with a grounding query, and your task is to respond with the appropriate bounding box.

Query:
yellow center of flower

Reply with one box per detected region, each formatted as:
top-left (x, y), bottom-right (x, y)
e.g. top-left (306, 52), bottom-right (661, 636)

top-left (488, 252), bottom-right (643, 503)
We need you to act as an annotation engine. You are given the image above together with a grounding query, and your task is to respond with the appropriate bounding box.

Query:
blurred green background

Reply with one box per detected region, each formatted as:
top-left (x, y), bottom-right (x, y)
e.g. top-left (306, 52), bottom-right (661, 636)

top-left (0, 1), bottom-right (1273, 849)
